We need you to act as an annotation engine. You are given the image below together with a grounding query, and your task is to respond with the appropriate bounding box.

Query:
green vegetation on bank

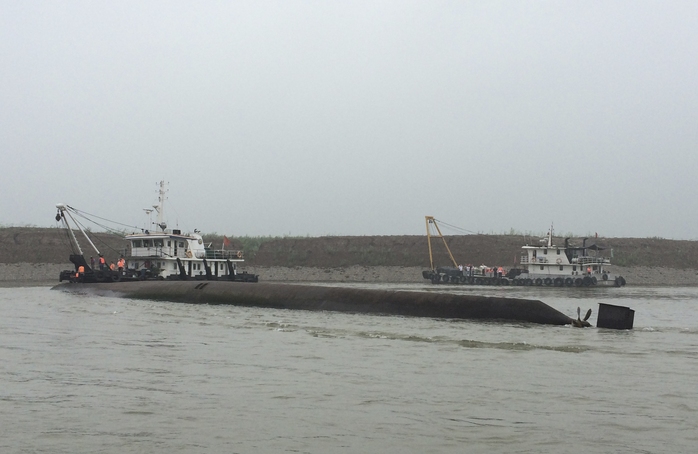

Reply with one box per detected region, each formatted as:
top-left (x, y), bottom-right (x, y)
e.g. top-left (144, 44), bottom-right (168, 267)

top-left (202, 234), bottom-right (308, 261)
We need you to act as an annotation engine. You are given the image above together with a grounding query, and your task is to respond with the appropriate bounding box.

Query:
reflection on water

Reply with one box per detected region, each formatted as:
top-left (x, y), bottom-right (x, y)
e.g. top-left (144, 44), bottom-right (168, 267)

top-left (1, 285), bottom-right (696, 453)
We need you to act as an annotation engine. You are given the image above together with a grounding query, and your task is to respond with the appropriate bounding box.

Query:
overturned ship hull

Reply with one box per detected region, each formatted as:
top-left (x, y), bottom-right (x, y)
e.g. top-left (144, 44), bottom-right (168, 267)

top-left (53, 281), bottom-right (574, 326)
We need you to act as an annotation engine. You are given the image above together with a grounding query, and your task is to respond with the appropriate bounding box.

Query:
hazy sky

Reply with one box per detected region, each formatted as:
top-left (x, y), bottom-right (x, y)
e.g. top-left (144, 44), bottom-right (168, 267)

top-left (2, 1), bottom-right (697, 239)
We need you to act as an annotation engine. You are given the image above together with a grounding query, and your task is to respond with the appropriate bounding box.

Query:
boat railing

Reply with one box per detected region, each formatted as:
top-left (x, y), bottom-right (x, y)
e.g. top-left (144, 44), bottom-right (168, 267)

top-left (576, 256), bottom-right (611, 265)
top-left (205, 249), bottom-right (244, 260)
top-left (130, 246), bottom-right (167, 258)
top-left (522, 255), bottom-right (549, 264)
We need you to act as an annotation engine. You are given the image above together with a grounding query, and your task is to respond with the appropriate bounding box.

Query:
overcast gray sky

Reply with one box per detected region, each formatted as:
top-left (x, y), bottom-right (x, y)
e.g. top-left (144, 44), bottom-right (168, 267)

top-left (2, 1), bottom-right (697, 238)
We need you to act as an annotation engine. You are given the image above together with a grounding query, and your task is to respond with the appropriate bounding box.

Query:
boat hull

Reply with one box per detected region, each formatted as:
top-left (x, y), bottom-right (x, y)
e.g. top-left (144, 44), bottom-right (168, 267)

top-left (53, 281), bottom-right (574, 326)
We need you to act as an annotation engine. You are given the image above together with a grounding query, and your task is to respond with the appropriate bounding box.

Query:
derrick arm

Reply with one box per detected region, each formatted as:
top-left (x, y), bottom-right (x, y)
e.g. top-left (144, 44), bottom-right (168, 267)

top-left (55, 204), bottom-right (102, 256)
top-left (425, 216), bottom-right (458, 268)
top-left (426, 216), bottom-right (435, 270)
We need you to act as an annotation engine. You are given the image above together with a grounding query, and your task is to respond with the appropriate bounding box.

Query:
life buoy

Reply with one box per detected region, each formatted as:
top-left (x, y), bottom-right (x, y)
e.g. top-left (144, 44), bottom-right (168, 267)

top-left (556, 258), bottom-right (562, 264)
top-left (237, 251), bottom-right (243, 258)
top-left (186, 251), bottom-right (192, 258)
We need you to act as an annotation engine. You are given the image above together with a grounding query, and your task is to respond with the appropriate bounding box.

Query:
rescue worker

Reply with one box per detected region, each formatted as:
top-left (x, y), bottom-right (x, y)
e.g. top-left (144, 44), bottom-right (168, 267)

top-left (109, 262), bottom-right (115, 271)
top-left (99, 254), bottom-right (106, 270)
top-left (90, 256), bottom-right (95, 270)
top-left (587, 266), bottom-right (592, 275)
top-left (498, 266), bottom-right (504, 278)
top-left (117, 257), bottom-right (125, 272)
top-left (77, 265), bottom-right (85, 283)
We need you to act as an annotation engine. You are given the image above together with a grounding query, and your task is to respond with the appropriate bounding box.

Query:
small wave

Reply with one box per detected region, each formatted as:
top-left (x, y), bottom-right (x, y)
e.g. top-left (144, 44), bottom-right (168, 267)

top-left (457, 339), bottom-right (592, 353)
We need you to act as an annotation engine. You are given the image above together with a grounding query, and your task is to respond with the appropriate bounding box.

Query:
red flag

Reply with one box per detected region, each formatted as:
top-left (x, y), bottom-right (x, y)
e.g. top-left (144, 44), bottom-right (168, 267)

top-left (223, 236), bottom-right (231, 247)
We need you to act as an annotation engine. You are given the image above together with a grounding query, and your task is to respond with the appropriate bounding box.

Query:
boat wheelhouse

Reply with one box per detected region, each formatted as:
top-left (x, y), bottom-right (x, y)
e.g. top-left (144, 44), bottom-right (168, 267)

top-left (512, 226), bottom-right (626, 287)
top-left (124, 230), bottom-right (245, 280)
top-left (123, 181), bottom-right (251, 280)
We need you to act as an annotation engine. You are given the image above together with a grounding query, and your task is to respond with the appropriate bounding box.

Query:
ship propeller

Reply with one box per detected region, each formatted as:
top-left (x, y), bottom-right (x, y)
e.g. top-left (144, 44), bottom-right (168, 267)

top-left (572, 306), bottom-right (592, 328)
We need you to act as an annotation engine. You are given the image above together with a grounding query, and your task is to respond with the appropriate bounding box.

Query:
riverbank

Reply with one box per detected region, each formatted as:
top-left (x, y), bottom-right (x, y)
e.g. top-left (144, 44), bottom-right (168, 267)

top-left (3, 263), bottom-right (698, 286)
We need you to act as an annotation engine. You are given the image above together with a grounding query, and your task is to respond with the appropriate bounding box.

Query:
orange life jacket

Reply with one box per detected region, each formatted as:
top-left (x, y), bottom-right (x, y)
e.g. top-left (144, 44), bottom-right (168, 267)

top-left (78, 266), bottom-right (85, 274)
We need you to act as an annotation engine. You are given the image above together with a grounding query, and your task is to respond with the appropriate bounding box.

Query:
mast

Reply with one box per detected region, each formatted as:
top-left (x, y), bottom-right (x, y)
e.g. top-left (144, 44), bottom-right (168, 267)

top-left (154, 180), bottom-right (168, 232)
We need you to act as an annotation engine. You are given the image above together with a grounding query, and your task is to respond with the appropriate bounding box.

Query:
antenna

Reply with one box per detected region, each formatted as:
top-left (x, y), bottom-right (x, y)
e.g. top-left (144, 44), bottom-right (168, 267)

top-left (153, 180), bottom-right (169, 231)
top-left (143, 208), bottom-right (154, 231)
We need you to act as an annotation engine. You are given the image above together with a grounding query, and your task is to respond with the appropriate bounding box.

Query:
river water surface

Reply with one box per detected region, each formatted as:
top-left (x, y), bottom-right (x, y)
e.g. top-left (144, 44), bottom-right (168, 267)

top-left (1, 284), bottom-right (696, 453)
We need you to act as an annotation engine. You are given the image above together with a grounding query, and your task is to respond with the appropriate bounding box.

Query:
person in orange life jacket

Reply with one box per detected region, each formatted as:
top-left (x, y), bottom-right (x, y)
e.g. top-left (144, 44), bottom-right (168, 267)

top-left (117, 257), bottom-right (125, 272)
top-left (109, 262), bottom-right (115, 271)
top-left (77, 265), bottom-right (85, 282)
top-left (587, 266), bottom-right (592, 275)
top-left (99, 254), bottom-right (106, 270)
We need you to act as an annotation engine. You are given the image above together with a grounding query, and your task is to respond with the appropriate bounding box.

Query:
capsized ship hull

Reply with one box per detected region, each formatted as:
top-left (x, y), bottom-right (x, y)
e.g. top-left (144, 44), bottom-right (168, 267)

top-left (53, 281), bottom-right (575, 326)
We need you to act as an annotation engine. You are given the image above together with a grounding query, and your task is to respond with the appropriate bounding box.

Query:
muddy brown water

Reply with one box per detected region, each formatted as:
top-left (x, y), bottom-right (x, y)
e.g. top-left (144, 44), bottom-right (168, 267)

top-left (1, 284), bottom-right (696, 453)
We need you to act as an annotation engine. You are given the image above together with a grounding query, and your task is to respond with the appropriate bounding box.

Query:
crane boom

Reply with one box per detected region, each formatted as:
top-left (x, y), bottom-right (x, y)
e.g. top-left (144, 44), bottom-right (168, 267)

top-left (425, 216), bottom-right (458, 270)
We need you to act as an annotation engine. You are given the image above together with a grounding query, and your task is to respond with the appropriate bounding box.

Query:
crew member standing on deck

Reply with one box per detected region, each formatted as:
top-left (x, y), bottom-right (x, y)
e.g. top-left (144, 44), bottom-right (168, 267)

top-left (117, 257), bottom-right (125, 272)
top-left (90, 256), bottom-right (95, 270)
top-left (99, 254), bottom-right (106, 270)
top-left (77, 265), bottom-right (85, 282)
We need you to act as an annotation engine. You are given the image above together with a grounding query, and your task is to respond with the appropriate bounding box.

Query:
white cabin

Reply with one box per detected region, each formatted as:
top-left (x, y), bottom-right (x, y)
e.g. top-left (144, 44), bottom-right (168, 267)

top-left (124, 181), bottom-right (244, 279)
top-left (515, 226), bottom-right (622, 287)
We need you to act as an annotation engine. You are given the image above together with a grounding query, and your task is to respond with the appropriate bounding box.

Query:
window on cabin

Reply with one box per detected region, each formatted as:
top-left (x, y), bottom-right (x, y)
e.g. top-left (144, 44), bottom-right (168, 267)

top-left (167, 241), bottom-right (171, 247)
top-left (556, 249), bottom-right (560, 255)
top-left (573, 265), bottom-right (577, 271)
top-left (543, 249), bottom-right (548, 255)
top-left (540, 265), bottom-right (544, 271)
top-left (133, 240), bottom-right (142, 248)
top-left (154, 240), bottom-right (163, 247)
top-left (178, 242), bottom-right (184, 248)
top-left (143, 240), bottom-right (151, 248)
top-left (559, 266), bottom-right (564, 271)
